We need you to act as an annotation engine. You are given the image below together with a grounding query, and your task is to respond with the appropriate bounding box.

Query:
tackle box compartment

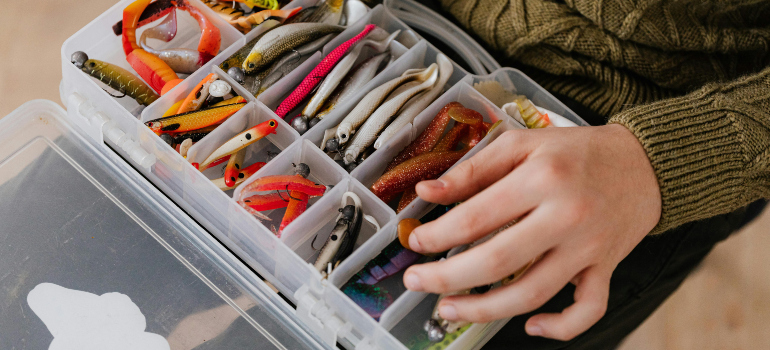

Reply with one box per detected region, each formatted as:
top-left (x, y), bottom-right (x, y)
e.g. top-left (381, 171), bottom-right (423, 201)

top-left (1, 0), bottom-right (583, 349)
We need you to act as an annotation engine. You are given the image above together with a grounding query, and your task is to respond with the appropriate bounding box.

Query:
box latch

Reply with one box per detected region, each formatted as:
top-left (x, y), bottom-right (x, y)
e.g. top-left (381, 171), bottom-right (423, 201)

top-left (66, 92), bottom-right (156, 170)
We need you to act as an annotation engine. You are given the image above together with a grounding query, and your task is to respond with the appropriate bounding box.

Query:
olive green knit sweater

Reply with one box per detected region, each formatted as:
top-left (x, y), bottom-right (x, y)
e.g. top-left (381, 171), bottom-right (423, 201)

top-left (439, 0), bottom-right (770, 233)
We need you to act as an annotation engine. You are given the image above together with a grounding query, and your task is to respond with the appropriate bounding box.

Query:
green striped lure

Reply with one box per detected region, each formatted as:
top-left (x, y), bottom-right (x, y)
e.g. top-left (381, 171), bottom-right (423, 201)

top-left (71, 51), bottom-right (159, 106)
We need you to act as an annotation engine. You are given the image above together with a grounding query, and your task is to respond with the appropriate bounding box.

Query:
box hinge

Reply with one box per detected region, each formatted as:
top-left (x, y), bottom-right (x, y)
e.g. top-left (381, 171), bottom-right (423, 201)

top-left (295, 283), bottom-right (367, 349)
top-left (66, 92), bottom-right (156, 170)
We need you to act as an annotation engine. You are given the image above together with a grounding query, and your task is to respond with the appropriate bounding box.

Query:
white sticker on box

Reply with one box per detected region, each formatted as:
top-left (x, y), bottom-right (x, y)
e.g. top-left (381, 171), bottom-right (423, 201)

top-left (27, 283), bottom-right (170, 350)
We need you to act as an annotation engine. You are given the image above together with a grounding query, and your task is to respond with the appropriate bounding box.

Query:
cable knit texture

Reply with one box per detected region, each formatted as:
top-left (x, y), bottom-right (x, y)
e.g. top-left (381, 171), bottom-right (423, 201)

top-left (439, 0), bottom-right (770, 233)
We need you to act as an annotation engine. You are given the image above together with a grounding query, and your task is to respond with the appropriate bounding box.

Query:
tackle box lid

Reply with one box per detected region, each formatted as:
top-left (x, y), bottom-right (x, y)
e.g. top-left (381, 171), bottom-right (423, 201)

top-left (0, 100), bottom-right (325, 349)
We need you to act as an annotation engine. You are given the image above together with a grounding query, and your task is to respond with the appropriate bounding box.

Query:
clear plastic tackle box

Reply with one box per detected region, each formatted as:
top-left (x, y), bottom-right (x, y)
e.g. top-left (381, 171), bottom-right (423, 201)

top-left (1, 0), bottom-right (588, 349)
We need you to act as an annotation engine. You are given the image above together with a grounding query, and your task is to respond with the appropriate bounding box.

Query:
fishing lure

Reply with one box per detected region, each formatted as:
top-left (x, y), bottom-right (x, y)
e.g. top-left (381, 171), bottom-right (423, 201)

top-left (145, 102), bottom-right (246, 134)
top-left (283, 5), bottom-right (318, 24)
top-left (256, 33), bottom-right (337, 95)
top-left (122, 0), bottom-right (181, 94)
top-left (343, 64), bottom-right (439, 164)
top-left (375, 54), bottom-right (454, 149)
top-left (224, 149), bottom-right (247, 187)
top-left (396, 188), bottom-right (418, 213)
top-left (335, 65), bottom-right (438, 145)
top-left (385, 102), bottom-right (463, 172)
top-left (432, 123), bottom-right (468, 152)
top-left (304, 0), bottom-right (344, 25)
top-left (203, 0), bottom-right (300, 33)
top-left (397, 218), bottom-right (422, 250)
top-left (372, 150), bottom-right (468, 202)
top-left (238, 174), bottom-right (327, 200)
top-left (211, 161), bottom-right (266, 190)
top-left (71, 52), bottom-right (159, 106)
top-left (514, 96), bottom-right (552, 129)
top-left (198, 119), bottom-right (278, 170)
top-left (179, 138), bottom-right (193, 158)
top-left (233, 0), bottom-right (281, 10)
top-left (315, 51), bottom-right (391, 120)
top-left (313, 192), bottom-right (367, 277)
top-left (177, 73), bottom-right (219, 114)
top-left (354, 239), bottom-right (424, 285)
top-left (302, 30), bottom-right (400, 120)
top-left (112, 0), bottom-right (174, 35)
top-left (279, 190), bottom-right (308, 235)
top-left (341, 282), bottom-right (393, 320)
top-left (242, 22), bottom-right (344, 73)
top-left (139, 5), bottom-right (221, 74)
top-left (219, 20), bottom-right (281, 71)
top-left (242, 192), bottom-right (290, 211)
top-left (275, 25), bottom-right (377, 118)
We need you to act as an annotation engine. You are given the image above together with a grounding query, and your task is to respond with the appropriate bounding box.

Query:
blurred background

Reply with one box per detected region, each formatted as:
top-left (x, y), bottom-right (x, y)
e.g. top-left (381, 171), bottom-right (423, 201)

top-left (1, 1), bottom-right (768, 349)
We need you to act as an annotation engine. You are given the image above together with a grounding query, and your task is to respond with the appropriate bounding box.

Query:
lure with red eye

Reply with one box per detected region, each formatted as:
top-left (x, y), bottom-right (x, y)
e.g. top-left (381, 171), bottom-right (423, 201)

top-left (239, 175), bottom-right (327, 199)
top-left (279, 190), bottom-right (309, 236)
top-left (224, 149), bottom-right (246, 187)
top-left (198, 119), bottom-right (278, 170)
top-left (242, 192), bottom-right (291, 211)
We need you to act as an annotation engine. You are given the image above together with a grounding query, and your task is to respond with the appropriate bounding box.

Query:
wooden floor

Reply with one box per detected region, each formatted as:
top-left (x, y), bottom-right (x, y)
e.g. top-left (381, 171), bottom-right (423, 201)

top-left (2, 1), bottom-right (768, 349)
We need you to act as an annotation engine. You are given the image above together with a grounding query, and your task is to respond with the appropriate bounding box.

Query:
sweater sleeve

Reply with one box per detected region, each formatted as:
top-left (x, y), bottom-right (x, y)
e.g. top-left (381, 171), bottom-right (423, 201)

top-left (565, 0), bottom-right (770, 53)
top-left (608, 67), bottom-right (770, 234)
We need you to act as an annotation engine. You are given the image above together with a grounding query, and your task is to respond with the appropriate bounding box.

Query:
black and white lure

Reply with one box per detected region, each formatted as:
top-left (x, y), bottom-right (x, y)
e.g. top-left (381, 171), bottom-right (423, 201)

top-left (313, 191), bottom-right (379, 277)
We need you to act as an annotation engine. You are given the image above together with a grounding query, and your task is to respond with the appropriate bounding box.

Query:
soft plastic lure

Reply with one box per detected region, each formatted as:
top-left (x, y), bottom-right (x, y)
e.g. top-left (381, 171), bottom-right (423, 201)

top-left (302, 30), bottom-right (399, 120)
top-left (313, 192), bottom-right (366, 277)
top-left (177, 73), bottom-right (219, 114)
top-left (224, 149), bottom-right (247, 187)
top-left (238, 174), bottom-right (327, 199)
top-left (242, 22), bottom-right (344, 73)
top-left (219, 20), bottom-right (280, 71)
top-left (432, 123), bottom-right (468, 152)
top-left (515, 96), bottom-right (553, 129)
top-left (112, 0), bottom-right (174, 35)
top-left (232, 0), bottom-right (281, 10)
top-left (198, 119), bottom-right (278, 170)
top-left (341, 282), bottom-right (392, 320)
top-left (203, 0), bottom-right (300, 33)
top-left (123, 0), bottom-right (182, 94)
top-left (343, 64), bottom-right (439, 164)
top-left (397, 218), bottom-right (421, 250)
top-left (315, 51), bottom-right (391, 120)
top-left (385, 102), bottom-right (463, 172)
top-left (278, 190), bottom-right (308, 235)
top-left (256, 33), bottom-right (337, 95)
top-left (335, 65), bottom-right (438, 145)
top-left (375, 54), bottom-right (454, 149)
top-left (303, 0), bottom-right (344, 25)
top-left (211, 161), bottom-right (266, 190)
top-left (146, 102), bottom-right (245, 134)
top-left (396, 188), bottom-right (418, 213)
top-left (242, 192), bottom-right (290, 211)
top-left (354, 239), bottom-right (424, 285)
top-left (138, 10), bottom-right (213, 74)
top-left (275, 25), bottom-right (377, 118)
top-left (372, 151), bottom-right (468, 202)
top-left (71, 52), bottom-right (159, 106)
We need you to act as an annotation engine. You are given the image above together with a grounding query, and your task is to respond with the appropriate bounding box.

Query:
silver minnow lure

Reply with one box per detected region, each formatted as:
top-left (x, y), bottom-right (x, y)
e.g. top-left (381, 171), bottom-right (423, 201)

top-left (257, 33), bottom-right (337, 95)
top-left (315, 51), bottom-right (391, 120)
top-left (343, 64), bottom-right (439, 163)
top-left (314, 192), bottom-right (365, 277)
top-left (335, 65), bottom-right (439, 145)
top-left (375, 54), bottom-right (454, 149)
top-left (302, 30), bottom-right (400, 119)
top-left (243, 23), bottom-right (344, 73)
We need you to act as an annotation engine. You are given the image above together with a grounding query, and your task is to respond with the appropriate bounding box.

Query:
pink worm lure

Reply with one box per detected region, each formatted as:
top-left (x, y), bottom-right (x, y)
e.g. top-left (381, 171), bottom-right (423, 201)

top-left (274, 24), bottom-right (376, 118)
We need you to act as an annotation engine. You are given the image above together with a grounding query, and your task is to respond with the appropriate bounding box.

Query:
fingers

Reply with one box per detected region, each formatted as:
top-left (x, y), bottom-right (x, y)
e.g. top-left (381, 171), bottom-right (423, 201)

top-left (416, 130), bottom-right (534, 205)
top-left (525, 266), bottom-right (610, 341)
top-left (433, 249), bottom-right (584, 323)
top-left (404, 208), bottom-right (560, 294)
top-left (409, 160), bottom-right (542, 254)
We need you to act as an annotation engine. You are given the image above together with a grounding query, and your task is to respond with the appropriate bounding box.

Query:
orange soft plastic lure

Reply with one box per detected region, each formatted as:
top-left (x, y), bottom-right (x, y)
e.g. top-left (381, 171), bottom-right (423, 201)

top-left (123, 0), bottom-right (181, 94)
top-left (243, 192), bottom-right (291, 211)
top-left (145, 102), bottom-right (246, 134)
top-left (240, 175), bottom-right (327, 199)
top-left (177, 73), bottom-right (219, 114)
top-left (385, 102), bottom-right (463, 172)
top-left (372, 150), bottom-right (467, 201)
top-left (279, 190), bottom-right (309, 236)
top-left (432, 123), bottom-right (468, 152)
top-left (396, 188), bottom-right (418, 213)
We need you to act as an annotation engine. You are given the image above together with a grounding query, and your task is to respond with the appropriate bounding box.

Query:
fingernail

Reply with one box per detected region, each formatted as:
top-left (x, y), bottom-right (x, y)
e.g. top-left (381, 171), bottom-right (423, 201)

top-left (439, 304), bottom-right (457, 320)
top-left (420, 179), bottom-right (445, 190)
top-left (404, 273), bottom-right (423, 291)
top-left (408, 231), bottom-right (421, 251)
top-left (526, 324), bottom-right (543, 336)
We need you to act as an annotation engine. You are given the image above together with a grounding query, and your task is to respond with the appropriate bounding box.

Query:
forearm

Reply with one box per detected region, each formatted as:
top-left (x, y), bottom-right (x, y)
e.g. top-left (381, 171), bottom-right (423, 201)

top-left (609, 67), bottom-right (770, 234)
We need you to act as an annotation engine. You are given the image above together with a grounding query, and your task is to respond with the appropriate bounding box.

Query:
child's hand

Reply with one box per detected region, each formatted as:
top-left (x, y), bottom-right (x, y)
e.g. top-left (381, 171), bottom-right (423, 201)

top-left (404, 124), bottom-right (661, 341)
